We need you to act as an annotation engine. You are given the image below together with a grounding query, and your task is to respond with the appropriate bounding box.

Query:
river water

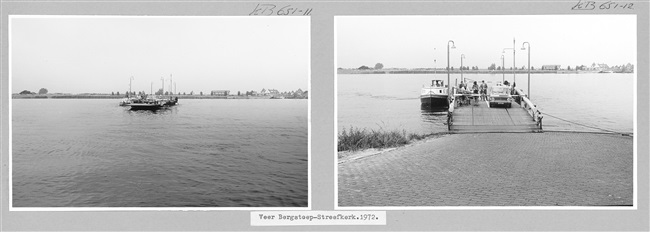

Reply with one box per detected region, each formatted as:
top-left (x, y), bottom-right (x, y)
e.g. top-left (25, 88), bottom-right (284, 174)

top-left (338, 73), bottom-right (634, 135)
top-left (12, 99), bottom-right (308, 207)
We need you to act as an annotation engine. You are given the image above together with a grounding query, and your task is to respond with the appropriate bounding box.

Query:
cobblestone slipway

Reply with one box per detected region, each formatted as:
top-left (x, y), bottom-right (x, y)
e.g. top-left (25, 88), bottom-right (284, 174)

top-left (338, 132), bottom-right (633, 206)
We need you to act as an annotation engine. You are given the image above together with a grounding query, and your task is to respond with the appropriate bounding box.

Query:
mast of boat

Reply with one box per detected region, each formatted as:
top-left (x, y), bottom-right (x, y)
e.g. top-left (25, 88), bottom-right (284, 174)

top-left (161, 77), bottom-right (165, 96)
top-left (169, 74), bottom-right (173, 96)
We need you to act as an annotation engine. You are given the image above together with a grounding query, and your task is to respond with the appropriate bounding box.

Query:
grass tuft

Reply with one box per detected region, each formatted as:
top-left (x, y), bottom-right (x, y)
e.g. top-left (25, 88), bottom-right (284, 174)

top-left (338, 126), bottom-right (430, 152)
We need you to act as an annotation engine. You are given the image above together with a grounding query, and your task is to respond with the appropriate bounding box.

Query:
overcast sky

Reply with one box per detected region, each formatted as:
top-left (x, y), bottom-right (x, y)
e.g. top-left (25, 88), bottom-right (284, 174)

top-left (11, 16), bottom-right (309, 94)
top-left (337, 15), bottom-right (636, 69)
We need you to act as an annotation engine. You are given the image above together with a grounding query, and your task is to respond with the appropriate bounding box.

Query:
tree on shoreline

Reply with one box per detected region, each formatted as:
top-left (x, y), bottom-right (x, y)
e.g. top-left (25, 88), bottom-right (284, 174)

top-left (38, 88), bottom-right (48, 95)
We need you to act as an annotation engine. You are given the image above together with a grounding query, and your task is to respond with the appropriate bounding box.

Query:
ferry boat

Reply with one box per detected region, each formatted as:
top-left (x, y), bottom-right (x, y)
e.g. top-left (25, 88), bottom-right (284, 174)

top-left (420, 80), bottom-right (449, 108)
top-left (126, 96), bottom-right (178, 110)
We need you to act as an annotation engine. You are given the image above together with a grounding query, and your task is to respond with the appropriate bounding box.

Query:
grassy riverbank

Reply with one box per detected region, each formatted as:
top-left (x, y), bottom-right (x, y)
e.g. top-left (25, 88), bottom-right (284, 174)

top-left (338, 126), bottom-right (434, 153)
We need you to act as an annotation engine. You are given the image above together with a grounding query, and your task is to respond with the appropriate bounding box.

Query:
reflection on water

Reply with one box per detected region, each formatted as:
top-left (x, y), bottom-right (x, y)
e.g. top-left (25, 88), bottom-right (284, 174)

top-left (420, 110), bottom-right (448, 129)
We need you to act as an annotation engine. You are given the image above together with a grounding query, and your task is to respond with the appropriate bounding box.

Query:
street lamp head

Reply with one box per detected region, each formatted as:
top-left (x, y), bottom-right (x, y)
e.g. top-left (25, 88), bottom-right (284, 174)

top-left (520, 47), bottom-right (526, 50)
top-left (448, 40), bottom-right (455, 49)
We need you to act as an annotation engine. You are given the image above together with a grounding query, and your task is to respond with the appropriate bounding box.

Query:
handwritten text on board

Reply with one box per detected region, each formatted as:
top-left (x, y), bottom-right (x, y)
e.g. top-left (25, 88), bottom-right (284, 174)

top-left (250, 4), bottom-right (313, 16)
top-left (572, 0), bottom-right (634, 10)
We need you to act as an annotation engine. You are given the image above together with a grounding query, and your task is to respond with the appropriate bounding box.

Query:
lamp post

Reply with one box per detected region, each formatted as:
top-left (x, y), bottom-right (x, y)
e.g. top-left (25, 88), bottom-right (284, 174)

top-left (447, 40), bottom-right (456, 95)
top-left (129, 76), bottom-right (134, 97)
top-left (150, 82), bottom-right (153, 96)
top-left (503, 37), bottom-right (516, 84)
top-left (501, 55), bottom-right (505, 82)
top-left (460, 54), bottom-right (465, 83)
top-left (521, 42), bottom-right (530, 99)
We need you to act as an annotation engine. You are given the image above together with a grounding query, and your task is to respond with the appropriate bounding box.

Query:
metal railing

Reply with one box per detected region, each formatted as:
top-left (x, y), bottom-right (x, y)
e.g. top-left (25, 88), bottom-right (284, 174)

top-left (514, 88), bottom-right (543, 131)
top-left (447, 88), bottom-right (456, 130)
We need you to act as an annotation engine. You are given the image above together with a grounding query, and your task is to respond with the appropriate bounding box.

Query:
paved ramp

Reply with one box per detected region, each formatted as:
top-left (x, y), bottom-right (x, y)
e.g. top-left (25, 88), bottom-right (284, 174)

top-left (338, 133), bottom-right (633, 206)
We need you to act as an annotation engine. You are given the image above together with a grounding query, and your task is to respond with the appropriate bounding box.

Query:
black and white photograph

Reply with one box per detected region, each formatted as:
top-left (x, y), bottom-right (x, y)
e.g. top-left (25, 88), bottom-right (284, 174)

top-left (10, 16), bottom-right (310, 208)
top-left (337, 15), bottom-right (635, 207)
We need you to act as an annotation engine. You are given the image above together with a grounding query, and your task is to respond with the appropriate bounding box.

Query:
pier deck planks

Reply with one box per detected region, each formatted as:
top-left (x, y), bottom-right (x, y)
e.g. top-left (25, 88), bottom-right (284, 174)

top-left (450, 100), bottom-right (538, 132)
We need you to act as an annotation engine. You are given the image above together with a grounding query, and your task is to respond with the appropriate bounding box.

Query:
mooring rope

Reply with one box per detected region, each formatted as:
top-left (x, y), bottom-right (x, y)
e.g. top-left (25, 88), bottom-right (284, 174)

top-left (542, 112), bottom-right (631, 135)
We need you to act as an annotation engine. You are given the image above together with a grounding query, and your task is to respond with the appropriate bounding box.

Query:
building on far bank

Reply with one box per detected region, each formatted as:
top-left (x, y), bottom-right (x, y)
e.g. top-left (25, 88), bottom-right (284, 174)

top-left (541, 65), bottom-right (561, 70)
top-left (585, 63), bottom-right (611, 72)
top-left (211, 90), bottom-right (230, 96)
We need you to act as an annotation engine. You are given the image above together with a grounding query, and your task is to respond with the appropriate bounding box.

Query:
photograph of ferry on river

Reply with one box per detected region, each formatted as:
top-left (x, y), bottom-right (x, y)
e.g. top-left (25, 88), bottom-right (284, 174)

top-left (336, 15), bottom-right (635, 207)
top-left (10, 16), bottom-right (309, 208)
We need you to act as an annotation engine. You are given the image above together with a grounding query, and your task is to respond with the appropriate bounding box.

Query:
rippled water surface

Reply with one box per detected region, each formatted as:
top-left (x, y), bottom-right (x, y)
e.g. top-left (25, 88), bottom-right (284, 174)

top-left (338, 73), bottom-right (634, 134)
top-left (12, 99), bottom-right (308, 207)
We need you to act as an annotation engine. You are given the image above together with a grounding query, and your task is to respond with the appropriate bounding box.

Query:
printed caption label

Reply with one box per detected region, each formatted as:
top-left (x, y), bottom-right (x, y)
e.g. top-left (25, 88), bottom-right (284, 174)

top-left (251, 211), bottom-right (386, 226)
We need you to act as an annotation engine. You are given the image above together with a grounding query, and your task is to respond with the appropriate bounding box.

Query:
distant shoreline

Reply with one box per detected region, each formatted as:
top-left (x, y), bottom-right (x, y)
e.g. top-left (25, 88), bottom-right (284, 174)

top-left (11, 94), bottom-right (307, 99)
top-left (337, 69), bottom-right (632, 75)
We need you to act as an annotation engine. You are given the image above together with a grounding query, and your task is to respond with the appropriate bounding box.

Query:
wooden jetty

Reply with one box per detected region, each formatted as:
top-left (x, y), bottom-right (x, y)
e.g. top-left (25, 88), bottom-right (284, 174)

top-left (447, 89), bottom-right (543, 133)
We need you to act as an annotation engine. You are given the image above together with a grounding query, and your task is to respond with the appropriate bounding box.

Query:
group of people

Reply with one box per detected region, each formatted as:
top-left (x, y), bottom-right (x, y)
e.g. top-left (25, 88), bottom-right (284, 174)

top-left (457, 80), bottom-right (489, 105)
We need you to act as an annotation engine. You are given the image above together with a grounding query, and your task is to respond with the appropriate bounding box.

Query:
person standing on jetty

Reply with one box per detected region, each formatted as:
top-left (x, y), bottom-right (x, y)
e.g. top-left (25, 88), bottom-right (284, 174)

top-left (471, 81), bottom-right (479, 105)
top-left (458, 81), bottom-right (467, 105)
top-left (480, 80), bottom-right (488, 101)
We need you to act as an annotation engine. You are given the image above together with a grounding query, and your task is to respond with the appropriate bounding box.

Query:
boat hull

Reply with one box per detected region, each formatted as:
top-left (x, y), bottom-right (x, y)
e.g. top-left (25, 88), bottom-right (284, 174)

top-left (420, 95), bottom-right (449, 108)
top-left (129, 103), bottom-right (164, 110)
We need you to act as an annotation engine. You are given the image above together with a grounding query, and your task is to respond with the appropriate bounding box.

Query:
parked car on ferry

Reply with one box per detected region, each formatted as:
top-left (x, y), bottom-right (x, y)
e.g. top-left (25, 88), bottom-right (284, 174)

top-left (488, 84), bottom-right (513, 108)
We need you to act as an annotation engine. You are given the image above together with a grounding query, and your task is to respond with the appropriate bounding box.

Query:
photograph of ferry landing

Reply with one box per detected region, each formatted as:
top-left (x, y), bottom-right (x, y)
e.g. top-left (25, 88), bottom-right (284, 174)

top-left (337, 15), bottom-right (635, 207)
top-left (11, 16), bottom-right (309, 208)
